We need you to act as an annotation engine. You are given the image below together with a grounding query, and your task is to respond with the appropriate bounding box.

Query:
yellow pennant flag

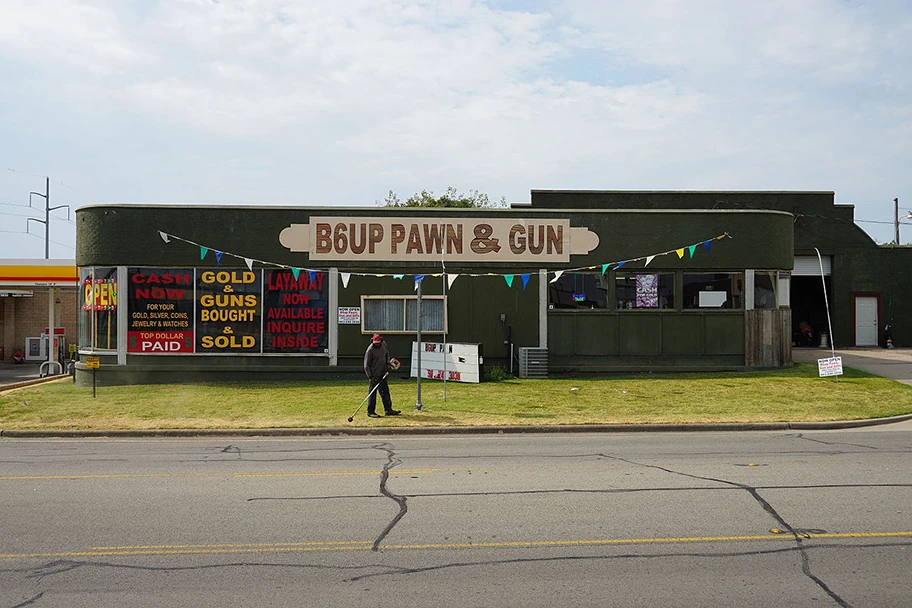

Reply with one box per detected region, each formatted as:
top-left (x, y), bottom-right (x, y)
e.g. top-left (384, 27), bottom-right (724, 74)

top-left (676, 248), bottom-right (685, 259)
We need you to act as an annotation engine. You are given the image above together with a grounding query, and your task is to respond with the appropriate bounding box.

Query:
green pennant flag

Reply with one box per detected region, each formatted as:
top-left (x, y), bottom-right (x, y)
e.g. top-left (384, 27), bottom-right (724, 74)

top-left (601, 263), bottom-right (610, 275)
top-left (504, 274), bottom-right (514, 288)
top-left (688, 244), bottom-right (697, 258)
top-left (291, 267), bottom-right (301, 280)
top-left (199, 247), bottom-right (208, 260)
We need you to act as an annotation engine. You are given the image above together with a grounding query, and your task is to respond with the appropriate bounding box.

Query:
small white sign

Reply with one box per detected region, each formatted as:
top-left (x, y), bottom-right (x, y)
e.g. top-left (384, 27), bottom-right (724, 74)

top-left (817, 356), bottom-right (844, 378)
top-left (338, 307), bottom-right (361, 324)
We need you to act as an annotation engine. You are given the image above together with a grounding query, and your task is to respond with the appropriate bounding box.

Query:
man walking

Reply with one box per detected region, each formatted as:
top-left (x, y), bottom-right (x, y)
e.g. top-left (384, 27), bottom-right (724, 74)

top-left (363, 333), bottom-right (400, 418)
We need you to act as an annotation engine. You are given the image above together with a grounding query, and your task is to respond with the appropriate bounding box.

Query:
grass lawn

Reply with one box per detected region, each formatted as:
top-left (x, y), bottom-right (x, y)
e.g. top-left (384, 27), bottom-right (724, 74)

top-left (1, 363), bottom-right (911, 431)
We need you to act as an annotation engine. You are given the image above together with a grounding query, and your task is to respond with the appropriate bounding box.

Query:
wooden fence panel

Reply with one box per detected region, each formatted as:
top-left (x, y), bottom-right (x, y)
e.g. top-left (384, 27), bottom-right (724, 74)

top-left (745, 309), bottom-right (792, 367)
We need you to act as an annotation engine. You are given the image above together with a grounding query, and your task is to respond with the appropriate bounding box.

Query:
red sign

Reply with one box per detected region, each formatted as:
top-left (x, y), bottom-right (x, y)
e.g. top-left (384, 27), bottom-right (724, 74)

top-left (128, 331), bottom-right (194, 353)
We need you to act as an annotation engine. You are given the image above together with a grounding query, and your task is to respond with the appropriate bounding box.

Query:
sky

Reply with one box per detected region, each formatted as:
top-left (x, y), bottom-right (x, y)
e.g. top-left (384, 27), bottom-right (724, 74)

top-left (1, 0), bottom-right (911, 261)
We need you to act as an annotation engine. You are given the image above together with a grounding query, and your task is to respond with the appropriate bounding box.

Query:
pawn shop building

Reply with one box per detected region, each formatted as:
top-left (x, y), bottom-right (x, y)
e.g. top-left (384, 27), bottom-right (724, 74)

top-left (73, 191), bottom-right (813, 385)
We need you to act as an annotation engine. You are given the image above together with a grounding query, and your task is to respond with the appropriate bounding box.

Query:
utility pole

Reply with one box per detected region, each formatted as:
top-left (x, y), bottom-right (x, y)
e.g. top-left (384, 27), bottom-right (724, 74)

top-left (895, 197), bottom-right (900, 245)
top-left (27, 176), bottom-right (70, 259)
top-left (26, 176), bottom-right (70, 375)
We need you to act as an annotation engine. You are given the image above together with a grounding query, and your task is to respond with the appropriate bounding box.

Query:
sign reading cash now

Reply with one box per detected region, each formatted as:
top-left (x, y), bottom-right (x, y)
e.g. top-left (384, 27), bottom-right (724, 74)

top-left (279, 217), bottom-right (599, 263)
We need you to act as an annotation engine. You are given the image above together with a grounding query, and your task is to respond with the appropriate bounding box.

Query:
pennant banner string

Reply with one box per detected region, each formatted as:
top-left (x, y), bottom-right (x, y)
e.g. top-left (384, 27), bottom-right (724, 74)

top-left (158, 230), bottom-right (732, 280)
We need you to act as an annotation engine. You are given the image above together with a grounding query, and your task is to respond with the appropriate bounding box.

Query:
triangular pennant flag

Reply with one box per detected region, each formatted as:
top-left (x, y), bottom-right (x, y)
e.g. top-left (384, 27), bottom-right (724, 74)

top-left (521, 274), bottom-right (531, 290)
top-left (645, 255), bottom-right (655, 267)
top-left (616, 261), bottom-right (626, 269)
top-left (717, 234), bottom-right (727, 240)
top-left (675, 248), bottom-right (685, 259)
top-left (308, 270), bottom-right (317, 284)
top-left (703, 240), bottom-right (712, 253)
top-left (341, 272), bottom-right (351, 288)
top-left (414, 274), bottom-right (425, 291)
top-left (214, 251), bottom-right (223, 265)
top-left (291, 267), bottom-right (301, 280)
top-left (393, 274), bottom-right (404, 280)
top-left (200, 246), bottom-right (209, 260)
top-left (447, 274), bottom-right (458, 289)
top-left (244, 258), bottom-right (254, 271)
top-left (688, 244), bottom-right (697, 258)
top-left (158, 231), bottom-right (170, 243)
top-left (601, 263), bottom-right (610, 275)
top-left (549, 270), bottom-right (564, 284)
top-left (504, 274), bottom-right (514, 288)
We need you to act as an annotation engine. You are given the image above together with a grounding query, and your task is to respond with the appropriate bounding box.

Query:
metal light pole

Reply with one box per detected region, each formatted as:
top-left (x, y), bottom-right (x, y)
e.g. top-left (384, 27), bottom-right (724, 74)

top-left (414, 278), bottom-right (423, 410)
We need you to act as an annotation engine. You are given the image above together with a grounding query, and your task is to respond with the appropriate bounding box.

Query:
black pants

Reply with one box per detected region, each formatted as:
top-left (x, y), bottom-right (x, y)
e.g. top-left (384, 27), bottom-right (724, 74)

top-left (367, 377), bottom-right (393, 414)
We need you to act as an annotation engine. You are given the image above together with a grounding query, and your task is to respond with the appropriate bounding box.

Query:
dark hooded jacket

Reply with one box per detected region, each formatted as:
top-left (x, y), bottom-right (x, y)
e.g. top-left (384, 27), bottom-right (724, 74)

top-left (364, 340), bottom-right (391, 379)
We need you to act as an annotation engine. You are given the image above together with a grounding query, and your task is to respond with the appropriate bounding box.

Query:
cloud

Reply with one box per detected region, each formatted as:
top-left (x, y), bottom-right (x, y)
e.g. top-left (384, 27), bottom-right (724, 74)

top-left (0, 0), bottom-right (910, 257)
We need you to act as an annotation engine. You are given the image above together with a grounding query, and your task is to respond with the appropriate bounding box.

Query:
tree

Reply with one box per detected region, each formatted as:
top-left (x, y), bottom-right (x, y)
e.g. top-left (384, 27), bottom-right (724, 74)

top-left (380, 187), bottom-right (507, 208)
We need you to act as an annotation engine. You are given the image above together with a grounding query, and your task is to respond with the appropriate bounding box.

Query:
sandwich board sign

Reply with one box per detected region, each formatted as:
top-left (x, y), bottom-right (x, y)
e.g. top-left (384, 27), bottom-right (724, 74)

top-left (410, 342), bottom-right (482, 383)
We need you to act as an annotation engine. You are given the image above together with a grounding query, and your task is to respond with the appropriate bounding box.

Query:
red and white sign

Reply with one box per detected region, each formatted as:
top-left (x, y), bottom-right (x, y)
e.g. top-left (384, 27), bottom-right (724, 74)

top-left (410, 342), bottom-right (482, 383)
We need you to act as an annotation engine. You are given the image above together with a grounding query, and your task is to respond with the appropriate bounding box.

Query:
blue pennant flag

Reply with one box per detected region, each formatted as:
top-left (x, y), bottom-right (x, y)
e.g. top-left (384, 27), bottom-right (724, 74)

top-left (214, 251), bottom-right (223, 265)
top-left (616, 261), bottom-right (626, 269)
top-left (521, 274), bottom-right (531, 290)
top-left (308, 270), bottom-right (317, 284)
top-left (703, 240), bottom-right (712, 253)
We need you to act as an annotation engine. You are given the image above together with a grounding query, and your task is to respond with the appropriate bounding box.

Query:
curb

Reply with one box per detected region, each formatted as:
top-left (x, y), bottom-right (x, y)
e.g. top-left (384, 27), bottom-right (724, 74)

top-left (3, 414), bottom-right (912, 438)
top-left (0, 376), bottom-right (70, 393)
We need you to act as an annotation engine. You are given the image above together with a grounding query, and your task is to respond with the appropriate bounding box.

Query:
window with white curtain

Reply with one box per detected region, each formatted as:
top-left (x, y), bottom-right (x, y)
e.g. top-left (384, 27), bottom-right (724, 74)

top-left (362, 296), bottom-right (446, 333)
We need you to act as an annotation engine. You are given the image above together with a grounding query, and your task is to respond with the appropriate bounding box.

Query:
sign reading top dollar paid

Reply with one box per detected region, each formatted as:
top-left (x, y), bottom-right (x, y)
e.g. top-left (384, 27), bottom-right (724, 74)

top-left (196, 269), bottom-right (261, 353)
top-left (127, 268), bottom-right (195, 353)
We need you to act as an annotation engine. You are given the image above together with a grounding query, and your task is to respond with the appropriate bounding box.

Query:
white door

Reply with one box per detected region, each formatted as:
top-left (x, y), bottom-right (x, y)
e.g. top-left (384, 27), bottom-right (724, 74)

top-left (855, 297), bottom-right (878, 346)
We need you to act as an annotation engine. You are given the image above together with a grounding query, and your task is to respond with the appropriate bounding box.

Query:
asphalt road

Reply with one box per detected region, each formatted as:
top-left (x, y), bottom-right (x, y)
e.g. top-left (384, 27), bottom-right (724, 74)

top-left (1, 430), bottom-right (911, 608)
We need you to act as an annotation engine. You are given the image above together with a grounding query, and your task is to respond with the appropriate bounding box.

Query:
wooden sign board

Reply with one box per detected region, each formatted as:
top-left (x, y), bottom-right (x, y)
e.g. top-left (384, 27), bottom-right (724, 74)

top-left (410, 342), bottom-right (482, 383)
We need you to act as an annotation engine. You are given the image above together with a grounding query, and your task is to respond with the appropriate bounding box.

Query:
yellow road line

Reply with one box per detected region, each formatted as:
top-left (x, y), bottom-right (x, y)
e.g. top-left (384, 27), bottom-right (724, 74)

top-left (0, 464), bottom-right (605, 481)
top-left (2, 532), bottom-right (909, 560)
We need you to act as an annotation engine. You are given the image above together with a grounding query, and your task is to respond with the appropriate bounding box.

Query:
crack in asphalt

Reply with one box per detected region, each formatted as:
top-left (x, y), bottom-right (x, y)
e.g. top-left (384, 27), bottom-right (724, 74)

top-left (791, 434), bottom-right (880, 451)
top-left (371, 443), bottom-right (407, 552)
top-left (10, 592), bottom-right (44, 607)
top-left (220, 445), bottom-right (242, 460)
top-left (343, 540), bottom-right (912, 583)
top-left (598, 453), bottom-right (853, 608)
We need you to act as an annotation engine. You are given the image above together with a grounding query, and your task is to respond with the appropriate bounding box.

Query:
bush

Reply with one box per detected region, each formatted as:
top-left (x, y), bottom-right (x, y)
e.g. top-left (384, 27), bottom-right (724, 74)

top-left (484, 365), bottom-right (514, 382)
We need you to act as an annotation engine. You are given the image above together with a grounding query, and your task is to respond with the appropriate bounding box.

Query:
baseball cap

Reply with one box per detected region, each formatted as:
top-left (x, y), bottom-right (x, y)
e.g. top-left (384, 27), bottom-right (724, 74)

top-left (371, 333), bottom-right (382, 343)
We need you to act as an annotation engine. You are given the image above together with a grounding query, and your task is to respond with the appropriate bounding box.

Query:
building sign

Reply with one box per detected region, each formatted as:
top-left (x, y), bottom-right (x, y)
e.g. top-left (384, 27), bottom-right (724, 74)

top-left (338, 306), bottom-right (361, 324)
top-left (127, 268), bottom-right (194, 353)
top-left (635, 274), bottom-right (659, 308)
top-left (196, 270), bottom-right (261, 352)
top-left (279, 217), bottom-right (599, 263)
top-left (262, 269), bottom-right (328, 353)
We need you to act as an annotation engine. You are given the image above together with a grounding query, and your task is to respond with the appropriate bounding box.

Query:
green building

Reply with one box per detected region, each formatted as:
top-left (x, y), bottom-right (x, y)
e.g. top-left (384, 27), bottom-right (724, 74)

top-left (74, 190), bottom-right (905, 385)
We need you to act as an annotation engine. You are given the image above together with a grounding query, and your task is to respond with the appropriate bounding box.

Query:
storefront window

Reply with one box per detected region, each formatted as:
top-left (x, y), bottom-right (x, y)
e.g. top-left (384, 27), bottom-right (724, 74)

top-left (754, 271), bottom-right (778, 309)
top-left (683, 273), bottom-right (743, 309)
top-left (549, 273), bottom-right (608, 309)
top-left (79, 267), bottom-right (119, 351)
top-left (615, 273), bottom-right (675, 309)
top-left (363, 296), bottom-right (446, 333)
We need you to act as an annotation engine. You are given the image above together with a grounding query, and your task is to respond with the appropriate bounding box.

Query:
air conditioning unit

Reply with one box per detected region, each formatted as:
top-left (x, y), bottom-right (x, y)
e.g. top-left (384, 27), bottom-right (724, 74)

top-left (518, 347), bottom-right (548, 379)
